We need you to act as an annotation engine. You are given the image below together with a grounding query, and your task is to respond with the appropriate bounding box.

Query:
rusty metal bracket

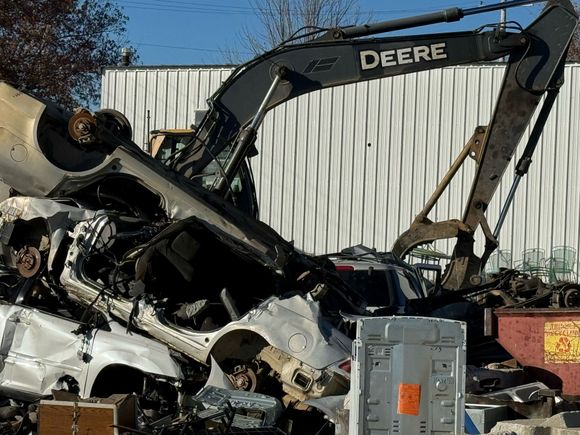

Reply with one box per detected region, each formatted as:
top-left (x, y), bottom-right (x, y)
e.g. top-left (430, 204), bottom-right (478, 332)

top-left (468, 125), bottom-right (486, 162)
top-left (415, 126), bottom-right (486, 221)
top-left (441, 206), bottom-right (499, 289)
top-left (392, 126), bottom-right (486, 259)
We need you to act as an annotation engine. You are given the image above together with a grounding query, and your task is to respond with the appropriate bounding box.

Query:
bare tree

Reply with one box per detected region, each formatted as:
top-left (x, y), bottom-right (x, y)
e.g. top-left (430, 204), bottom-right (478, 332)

top-left (225, 0), bottom-right (365, 62)
top-left (568, 2), bottom-right (580, 60)
top-left (0, 0), bottom-right (134, 108)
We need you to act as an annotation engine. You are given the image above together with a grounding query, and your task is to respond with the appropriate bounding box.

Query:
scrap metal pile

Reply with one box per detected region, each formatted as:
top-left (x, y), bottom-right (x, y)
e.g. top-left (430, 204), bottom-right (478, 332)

top-left (0, 0), bottom-right (576, 432)
top-left (0, 82), bottom-right (363, 434)
top-left (0, 91), bottom-right (576, 434)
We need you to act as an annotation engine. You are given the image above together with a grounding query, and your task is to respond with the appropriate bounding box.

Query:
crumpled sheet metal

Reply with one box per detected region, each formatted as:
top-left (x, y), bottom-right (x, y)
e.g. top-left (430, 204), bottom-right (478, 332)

top-left (0, 302), bottom-right (181, 400)
top-left (0, 84), bottom-right (70, 197)
top-left (246, 295), bottom-right (352, 370)
top-left (61, 216), bottom-right (350, 370)
top-left (205, 356), bottom-right (235, 390)
top-left (0, 304), bottom-right (85, 399)
top-left (0, 197), bottom-right (96, 223)
top-left (481, 382), bottom-right (550, 403)
top-left (0, 81), bottom-right (294, 271)
top-left (0, 197), bottom-right (97, 271)
top-left (83, 319), bottom-right (182, 397)
top-left (63, 248), bottom-right (350, 372)
top-left (304, 394), bottom-right (349, 430)
top-left (194, 385), bottom-right (283, 427)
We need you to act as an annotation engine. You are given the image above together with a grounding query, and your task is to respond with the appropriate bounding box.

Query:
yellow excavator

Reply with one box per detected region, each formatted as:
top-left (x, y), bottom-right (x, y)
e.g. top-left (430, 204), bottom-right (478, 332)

top-left (149, 128), bottom-right (194, 161)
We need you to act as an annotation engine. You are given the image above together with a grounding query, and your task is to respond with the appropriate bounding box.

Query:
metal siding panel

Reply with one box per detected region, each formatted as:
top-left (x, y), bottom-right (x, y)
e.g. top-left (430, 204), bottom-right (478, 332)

top-left (387, 75), bottom-right (404, 244)
top-left (188, 69), bottom-right (202, 120)
top-left (542, 95), bottom-right (558, 254)
top-left (100, 71), bottom-right (112, 108)
top-left (362, 80), bottom-right (381, 249)
top-left (566, 67), bottom-right (580, 265)
top-left (398, 74), bottom-right (415, 237)
top-left (165, 70), bottom-right (179, 128)
top-left (316, 87), bottom-right (335, 253)
top-left (422, 69), bottom-right (444, 253)
top-left (438, 68), bottom-right (457, 255)
top-left (113, 71), bottom-right (126, 116)
top-left (100, 68), bottom-right (233, 149)
top-left (551, 87), bottom-right (570, 248)
top-left (306, 90), bottom-right (323, 253)
top-left (269, 103), bottom-right (284, 235)
top-left (135, 71), bottom-right (150, 149)
top-left (284, 98), bottom-right (300, 240)
top-left (255, 110), bottom-right (273, 227)
top-left (156, 71), bottom-right (169, 130)
top-left (123, 71), bottom-right (137, 138)
top-left (378, 77), bottom-right (393, 251)
top-left (291, 94), bottom-right (309, 247)
top-left (411, 72), bottom-right (428, 231)
top-left (337, 84), bottom-right (356, 249)
top-left (326, 86), bottom-right (344, 252)
top-left (197, 70), bottom-right (212, 109)
top-left (350, 81), bottom-right (368, 247)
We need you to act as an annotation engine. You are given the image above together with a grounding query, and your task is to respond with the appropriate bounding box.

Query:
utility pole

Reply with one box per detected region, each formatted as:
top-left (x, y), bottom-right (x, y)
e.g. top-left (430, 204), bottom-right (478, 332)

top-left (500, 0), bottom-right (506, 25)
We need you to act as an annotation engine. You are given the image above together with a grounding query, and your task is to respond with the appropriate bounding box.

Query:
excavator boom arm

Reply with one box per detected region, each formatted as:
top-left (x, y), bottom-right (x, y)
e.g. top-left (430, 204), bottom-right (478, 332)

top-left (174, 30), bottom-right (521, 177)
top-left (171, 0), bottom-right (577, 290)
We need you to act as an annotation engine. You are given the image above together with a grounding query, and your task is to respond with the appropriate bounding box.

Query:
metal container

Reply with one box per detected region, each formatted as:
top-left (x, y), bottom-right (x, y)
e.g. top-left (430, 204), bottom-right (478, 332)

top-left (494, 308), bottom-right (580, 397)
top-left (349, 316), bottom-right (466, 434)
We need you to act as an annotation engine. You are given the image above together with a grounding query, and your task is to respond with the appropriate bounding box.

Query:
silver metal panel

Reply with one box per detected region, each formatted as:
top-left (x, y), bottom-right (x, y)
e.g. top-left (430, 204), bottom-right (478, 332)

top-left (349, 316), bottom-right (466, 434)
top-left (101, 64), bottom-right (580, 269)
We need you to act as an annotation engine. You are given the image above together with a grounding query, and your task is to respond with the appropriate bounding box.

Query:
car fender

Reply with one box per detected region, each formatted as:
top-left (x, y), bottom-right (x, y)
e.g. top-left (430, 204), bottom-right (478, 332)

top-left (81, 327), bottom-right (182, 397)
top-left (207, 295), bottom-right (351, 370)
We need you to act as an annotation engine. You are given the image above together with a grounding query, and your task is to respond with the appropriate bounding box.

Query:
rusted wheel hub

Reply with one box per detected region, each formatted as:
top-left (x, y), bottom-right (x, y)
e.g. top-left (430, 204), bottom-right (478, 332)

top-left (16, 246), bottom-right (42, 278)
top-left (68, 108), bottom-right (97, 144)
top-left (228, 365), bottom-right (258, 392)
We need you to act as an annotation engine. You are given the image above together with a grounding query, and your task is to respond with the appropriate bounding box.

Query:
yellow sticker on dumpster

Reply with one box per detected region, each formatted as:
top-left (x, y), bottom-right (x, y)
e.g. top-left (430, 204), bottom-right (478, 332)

top-left (545, 321), bottom-right (580, 364)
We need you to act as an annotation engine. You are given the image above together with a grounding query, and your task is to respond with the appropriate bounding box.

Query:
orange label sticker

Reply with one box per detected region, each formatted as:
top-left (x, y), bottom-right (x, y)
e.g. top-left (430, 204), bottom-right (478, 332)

top-left (397, 383), bottom-right (421, 416)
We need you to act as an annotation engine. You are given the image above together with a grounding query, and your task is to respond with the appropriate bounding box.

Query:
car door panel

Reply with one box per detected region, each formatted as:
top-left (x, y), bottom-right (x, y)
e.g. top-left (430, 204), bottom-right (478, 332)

top-left (0, 306), bottom-right (87, 397)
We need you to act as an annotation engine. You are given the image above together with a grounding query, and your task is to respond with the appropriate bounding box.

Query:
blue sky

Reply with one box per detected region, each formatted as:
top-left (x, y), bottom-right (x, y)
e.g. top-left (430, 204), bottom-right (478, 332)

top-left (115, 0), bottom-right (544, 65)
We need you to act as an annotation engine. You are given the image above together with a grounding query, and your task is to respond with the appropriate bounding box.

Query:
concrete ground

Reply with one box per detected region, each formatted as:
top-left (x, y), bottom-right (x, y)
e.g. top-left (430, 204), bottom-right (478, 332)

top-left (489, 412), bottom-right (580, 434)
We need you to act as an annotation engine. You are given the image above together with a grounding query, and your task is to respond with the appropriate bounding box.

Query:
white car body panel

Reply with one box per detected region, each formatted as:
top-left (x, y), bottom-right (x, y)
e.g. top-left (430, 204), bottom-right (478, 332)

top-left (0, 302), bottom-right (181, 399)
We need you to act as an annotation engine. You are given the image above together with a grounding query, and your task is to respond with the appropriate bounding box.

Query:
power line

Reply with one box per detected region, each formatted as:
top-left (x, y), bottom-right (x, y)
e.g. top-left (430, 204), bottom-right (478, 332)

top-left (117, 1), bottom-right (255, 15)
top-left (116, 0), bottom-right (485, 17)
top-left (134, 41), bottom-right (252, 55)
top-left (150, 0), bottom-right (256, 11)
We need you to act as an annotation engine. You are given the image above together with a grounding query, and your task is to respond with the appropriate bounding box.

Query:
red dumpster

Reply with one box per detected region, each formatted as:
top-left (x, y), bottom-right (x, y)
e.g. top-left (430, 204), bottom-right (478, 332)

top-left (494, 308), bottom-right (580, 398)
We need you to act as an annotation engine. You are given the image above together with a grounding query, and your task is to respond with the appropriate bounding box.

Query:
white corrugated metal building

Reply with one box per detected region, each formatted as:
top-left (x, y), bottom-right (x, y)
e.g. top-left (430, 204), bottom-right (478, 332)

top-left (101, 63), bottom-right (580, 270)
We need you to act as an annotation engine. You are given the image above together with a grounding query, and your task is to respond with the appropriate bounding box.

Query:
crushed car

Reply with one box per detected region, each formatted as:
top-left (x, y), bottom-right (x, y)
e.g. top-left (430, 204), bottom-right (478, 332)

top-left (0, 82), bottom-right (362, 433)
top-left (0, 0), bottom-right (576, 431)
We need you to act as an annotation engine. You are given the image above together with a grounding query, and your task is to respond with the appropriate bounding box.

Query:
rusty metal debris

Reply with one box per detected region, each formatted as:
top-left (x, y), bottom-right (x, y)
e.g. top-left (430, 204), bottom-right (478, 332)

top-left (15, 246), bottom-right (41, 278)
top-left (68, 109), bottom-right (97, 144)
